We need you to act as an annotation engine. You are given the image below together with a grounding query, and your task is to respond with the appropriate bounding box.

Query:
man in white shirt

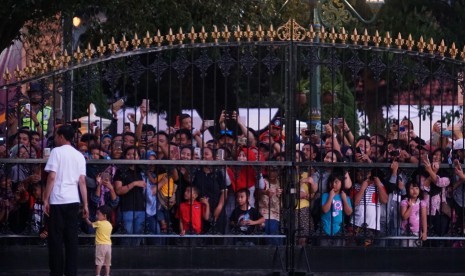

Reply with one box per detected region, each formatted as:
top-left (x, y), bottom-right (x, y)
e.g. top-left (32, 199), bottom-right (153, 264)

top-left (44, 124), bottom-right (88, 276)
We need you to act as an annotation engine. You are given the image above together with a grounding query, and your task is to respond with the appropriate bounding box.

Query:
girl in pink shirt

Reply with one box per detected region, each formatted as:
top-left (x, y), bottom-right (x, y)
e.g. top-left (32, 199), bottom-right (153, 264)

top-left (400, 180), bottom-right (427, 247)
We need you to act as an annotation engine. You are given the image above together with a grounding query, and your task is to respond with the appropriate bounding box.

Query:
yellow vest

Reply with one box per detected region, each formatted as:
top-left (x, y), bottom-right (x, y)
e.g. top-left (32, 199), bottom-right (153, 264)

top-left (22, 106), bottom-right (52, 134)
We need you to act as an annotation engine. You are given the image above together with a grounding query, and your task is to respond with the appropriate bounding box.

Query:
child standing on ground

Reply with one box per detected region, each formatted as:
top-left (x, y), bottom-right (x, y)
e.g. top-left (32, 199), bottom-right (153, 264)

top-left (177, 186), bottom-right (210, 235)
top-left (230, 188), bottom-right (265, 243)
top-left (400, 180), bottom-right (427, 247)
top-left (320, 172), bottom-right (352, 246)
top-left (85, 205), bottom-right (113, 276)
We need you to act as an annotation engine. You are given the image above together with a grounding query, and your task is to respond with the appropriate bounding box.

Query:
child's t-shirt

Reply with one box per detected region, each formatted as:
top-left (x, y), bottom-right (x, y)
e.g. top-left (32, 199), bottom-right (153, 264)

top-left (229, 206), bottom-right (263, 234)
top-left (400, 198), bottom-right (427, 234)
top-left (321, 193), bottom-right (352, 236)
top-left (177, 201), bottom-right (204, 234)
top-left (92, 220), bottom-right (113, 245)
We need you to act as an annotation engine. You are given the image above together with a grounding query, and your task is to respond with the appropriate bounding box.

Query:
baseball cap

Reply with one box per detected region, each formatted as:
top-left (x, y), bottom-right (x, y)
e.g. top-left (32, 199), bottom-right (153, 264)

top-left (270, 117), bottom-right (283, 129)
top-left (28, 82), bottom-right (43, 94)
top-left (217, 129), bottom-right (236, 139)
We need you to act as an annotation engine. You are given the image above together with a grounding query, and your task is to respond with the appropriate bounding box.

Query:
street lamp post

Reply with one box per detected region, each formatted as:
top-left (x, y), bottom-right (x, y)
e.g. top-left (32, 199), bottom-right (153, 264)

top-left (68, 16), bottom-right (85, 122)
top-left (306, 0), bottom-right (385, 134)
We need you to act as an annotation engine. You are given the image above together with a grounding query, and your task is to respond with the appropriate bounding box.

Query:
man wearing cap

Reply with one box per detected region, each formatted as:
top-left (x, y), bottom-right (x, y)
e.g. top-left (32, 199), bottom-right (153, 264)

top-left (269, 117), bottom-right (285, 144)
top-left (22, 82), bottom-right (54, 137)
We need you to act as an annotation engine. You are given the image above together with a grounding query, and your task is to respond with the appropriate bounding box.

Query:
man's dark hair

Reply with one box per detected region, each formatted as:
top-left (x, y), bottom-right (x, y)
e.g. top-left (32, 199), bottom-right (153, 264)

top-left (81, 133), bottom-right (98, 143)
top-left (57, 125), bottom-right (75, 142)
top-left (142, 124), bottom-right (156, 133)
top-left (123, 132), bottom-right (136, 139)
top-left (17, 129), bottom-right (31, 140)
top-left (179, 113), bottom-right (191, 122)
top-left (175, 128), bottom-right (193, 141)
top-left (356, 135), bottom-right (371, 144)
top-left (155, 131), bottom-right (170, 141)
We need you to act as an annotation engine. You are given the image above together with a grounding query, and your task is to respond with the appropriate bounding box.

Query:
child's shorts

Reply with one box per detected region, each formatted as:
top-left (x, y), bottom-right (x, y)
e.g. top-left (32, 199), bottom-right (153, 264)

top-left (95, 244), bottom-right (112, 266)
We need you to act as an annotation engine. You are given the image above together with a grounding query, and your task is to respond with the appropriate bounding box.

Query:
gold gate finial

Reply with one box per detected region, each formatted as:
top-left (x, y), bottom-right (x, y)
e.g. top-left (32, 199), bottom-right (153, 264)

top-left (277, 19), bottom-right (306, 41)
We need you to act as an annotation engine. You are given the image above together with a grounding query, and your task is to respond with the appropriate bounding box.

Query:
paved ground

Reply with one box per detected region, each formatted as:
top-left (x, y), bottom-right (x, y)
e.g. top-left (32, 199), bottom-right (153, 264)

top-left (2, 271), bottom-right (465, 276)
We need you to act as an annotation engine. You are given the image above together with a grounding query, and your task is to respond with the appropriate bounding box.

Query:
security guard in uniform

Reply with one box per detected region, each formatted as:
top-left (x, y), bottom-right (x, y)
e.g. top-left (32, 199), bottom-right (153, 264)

top-left (22, 82), bottom-right (54, 137)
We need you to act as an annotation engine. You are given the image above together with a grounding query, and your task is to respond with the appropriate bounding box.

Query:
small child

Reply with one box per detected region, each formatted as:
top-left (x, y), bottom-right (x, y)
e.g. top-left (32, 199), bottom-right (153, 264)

top-left (400, 180), bottom-right (427, 247)
top-left (177, 186), bottom-right (210, 235)
top-left (230, 188), bottom-right (265, 245)
top-left (85, 205), bottom-right (113, 276)
top-left (320, 172), bottom-right (352, 246)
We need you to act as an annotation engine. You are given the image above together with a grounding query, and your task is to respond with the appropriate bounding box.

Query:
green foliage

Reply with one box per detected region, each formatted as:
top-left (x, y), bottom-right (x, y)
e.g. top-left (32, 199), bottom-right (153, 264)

top-left (319, 68), bottom-right (358, 134)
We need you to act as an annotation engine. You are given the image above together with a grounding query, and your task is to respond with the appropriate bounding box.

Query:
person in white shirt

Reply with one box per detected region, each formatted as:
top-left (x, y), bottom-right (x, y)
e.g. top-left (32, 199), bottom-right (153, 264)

top-left (43, 124), bottom-right (88, 276)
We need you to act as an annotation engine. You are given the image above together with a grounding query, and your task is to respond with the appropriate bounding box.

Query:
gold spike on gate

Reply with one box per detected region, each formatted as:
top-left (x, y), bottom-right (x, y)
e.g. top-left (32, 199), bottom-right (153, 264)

top-left (132, 33), bottom-right (141, 49)
top-left (222, 25), bottom-right (231, 42)
top-left (256, 25), bottom-right (265, 42)
top-left (85, 43), bottom-right (94, 59)
top-left (74, 46), bottom-right (84, 63)
top-left (119, 35), bottom-right (129, 52)
top-left (143, 31), bottom-right (153, 48)
top-left (14, 65), bottom-right (23, 81)
top-left (339, 27), bottom-right (348, 44)
top-left (417, 36), bottom-right (426, 53)
top-left (50, 53), bottom-right (60, 69)
top-left (154, 30), bottom-right (164, 47)
top-left (267, 25), bottom-right (276, 42)
top-left (395, 33), bottom-right (404, 49)
top-left (427, 38), bottom-right (436, 55)
top-left (461, 46), bottom-right (465, 61)
top-left (329, 27), bottom-right (337, 44)
top-left (24, 61), bottom-right (35, 76)
top-left (319, 26), bottom-right (327, 43)
top-left (97, 39), bottom-right (107, 56)
top-left (351, 28), bottom-right (360, 45)
top-left (234, 26), bottom-right (243, 42)
top-left (406, 34), bottom-right (414, 51)
top-left (176, 27), bottom-right (185, 45)
top-left (438, 40), bottom-right (447, 57)
top-left (108, 37), bottom-right (118, 54)
top-left (188, 27), bottom-right (197, 43)
top-left (212, 25), bottom-right (220, 44)
top-left (38, 57), bottom-right (48, 73)
top-left (166, 29), bottom-right (175, 45)
top-left (245, 25), bottom-right (254, 42)
top-left (372, 30), bottom-right (381, 47)
top-left (384, 32), bottom-right (392, 48)
top-left (199, 26), bottom-right (208, 43)
top-left (3, 68), bottom-right (11, 83)
top-left (361, 29), bottom-right (370, 46)
top-left (449, 43), bottom-right (458, 59)
top-left (307, 25), bottom-right (316, 43)
top-left (61, 50), bottom-right (71, 66)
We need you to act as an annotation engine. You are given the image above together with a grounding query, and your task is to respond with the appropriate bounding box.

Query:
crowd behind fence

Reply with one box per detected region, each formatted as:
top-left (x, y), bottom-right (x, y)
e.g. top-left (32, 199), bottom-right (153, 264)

top-left (2, 86), bottom-right (465, 249)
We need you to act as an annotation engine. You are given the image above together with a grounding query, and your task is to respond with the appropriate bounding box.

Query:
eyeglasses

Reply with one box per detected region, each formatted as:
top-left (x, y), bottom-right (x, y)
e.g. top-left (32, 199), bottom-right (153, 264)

top-left (219, 130), bottom-right (233, 136)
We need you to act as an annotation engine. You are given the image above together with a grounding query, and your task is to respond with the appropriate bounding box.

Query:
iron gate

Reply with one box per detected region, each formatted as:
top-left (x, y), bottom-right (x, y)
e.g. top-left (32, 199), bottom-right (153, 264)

top-left (2, 19), bottom-right (465, 272)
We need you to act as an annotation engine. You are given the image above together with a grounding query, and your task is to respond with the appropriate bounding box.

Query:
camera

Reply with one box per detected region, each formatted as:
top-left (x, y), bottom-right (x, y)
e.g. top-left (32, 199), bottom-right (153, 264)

top-left (204, 120), bottom-right (215, 127)
top-left (216, 148), bottom-right (225, 160)
top-left (330, 118), bottom-right (340, 125)
top-left (304, 129), bottom-right (315, 136)
top-left (389, 150), bottom-right (400, 157)
top-left (356, 147), bottom-right (363, 154)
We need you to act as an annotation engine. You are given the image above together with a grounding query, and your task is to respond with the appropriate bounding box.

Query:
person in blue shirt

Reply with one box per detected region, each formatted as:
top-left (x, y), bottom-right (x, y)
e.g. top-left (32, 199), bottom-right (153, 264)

top-left (320, 171), bottom-right (352, 246)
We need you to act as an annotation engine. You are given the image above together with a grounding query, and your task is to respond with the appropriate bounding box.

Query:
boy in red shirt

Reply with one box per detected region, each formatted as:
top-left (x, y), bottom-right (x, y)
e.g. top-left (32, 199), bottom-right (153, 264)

top-left (177, 186), bottom-right (210, 235)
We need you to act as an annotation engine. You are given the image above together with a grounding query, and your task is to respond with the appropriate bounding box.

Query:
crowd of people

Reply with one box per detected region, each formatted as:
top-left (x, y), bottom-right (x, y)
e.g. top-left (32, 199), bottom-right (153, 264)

top-left (2, 82), bottom-right (465, 248)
